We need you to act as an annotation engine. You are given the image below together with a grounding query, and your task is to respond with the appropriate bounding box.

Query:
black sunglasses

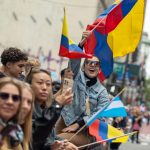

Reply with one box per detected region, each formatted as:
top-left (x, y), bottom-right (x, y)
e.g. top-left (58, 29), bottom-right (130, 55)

top-left (85, 60), bottom-right (100, 67)
top-left (0, 92), bottom-right (21, 102)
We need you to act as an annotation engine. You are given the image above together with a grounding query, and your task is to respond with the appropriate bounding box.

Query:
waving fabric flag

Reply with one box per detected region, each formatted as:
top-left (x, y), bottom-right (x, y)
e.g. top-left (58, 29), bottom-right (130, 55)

top-left (99, 96), bottom-right (127, 117)
top-left (84, 0), bottom-right (144, 80)
top-left (59, 9), bottom-right (92, 59)
top-left (87, 96), bottom-right (127, 126)
top-left (89, 120), bottom-right (129, 143)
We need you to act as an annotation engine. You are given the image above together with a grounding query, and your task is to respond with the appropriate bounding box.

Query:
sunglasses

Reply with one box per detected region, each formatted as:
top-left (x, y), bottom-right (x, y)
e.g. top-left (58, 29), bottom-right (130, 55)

top-left (85, 60), bottom-right (100, 67)
top-left (0, 92), bottom-right (21, 102)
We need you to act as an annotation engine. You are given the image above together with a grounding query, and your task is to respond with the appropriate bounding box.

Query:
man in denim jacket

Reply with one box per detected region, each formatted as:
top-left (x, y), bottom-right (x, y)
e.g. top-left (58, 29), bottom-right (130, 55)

top-left (61, 57), bottom-right (109, 127)
top-left (56, 32), bottom-right (109, 148)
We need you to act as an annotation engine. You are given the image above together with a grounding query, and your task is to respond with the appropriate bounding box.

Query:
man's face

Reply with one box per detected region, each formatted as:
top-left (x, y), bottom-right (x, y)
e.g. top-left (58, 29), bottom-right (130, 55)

top-left (7, 60), bottom-right (27, 78)
top-left (84, 56), bottom-right (100, 78)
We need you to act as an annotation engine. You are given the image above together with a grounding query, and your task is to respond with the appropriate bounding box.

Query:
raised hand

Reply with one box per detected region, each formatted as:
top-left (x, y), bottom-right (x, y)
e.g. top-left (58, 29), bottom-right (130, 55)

top-left (79, 30), bottom-right (92, 47)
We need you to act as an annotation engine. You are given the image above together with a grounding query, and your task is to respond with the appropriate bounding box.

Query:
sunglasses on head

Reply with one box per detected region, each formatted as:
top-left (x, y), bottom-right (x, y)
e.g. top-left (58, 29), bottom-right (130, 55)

top-left (0, 92), bottom-right (21, 102)
top-left (85, 60), bottom-right (100, 67)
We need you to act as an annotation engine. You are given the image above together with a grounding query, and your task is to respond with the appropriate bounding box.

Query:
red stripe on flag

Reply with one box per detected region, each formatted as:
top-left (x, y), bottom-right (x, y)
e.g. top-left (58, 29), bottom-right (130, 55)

top-left (59, 45), bottom-right (92, 59)
top-left (89, 120), bottom-right (102, 141)
top-left (105, 3), bottom-right (123, 33)
top-left (98, 71), bottom-right (106, 82)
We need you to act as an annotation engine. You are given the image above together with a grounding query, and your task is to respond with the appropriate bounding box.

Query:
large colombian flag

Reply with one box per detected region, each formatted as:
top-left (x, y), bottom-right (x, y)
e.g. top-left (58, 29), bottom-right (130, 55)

top-left (84, 0), bottom-right (145, 80)
top-left (89, 119), bottom-right (129, 143)
top-left (59, 8), bottom-right (92, 59)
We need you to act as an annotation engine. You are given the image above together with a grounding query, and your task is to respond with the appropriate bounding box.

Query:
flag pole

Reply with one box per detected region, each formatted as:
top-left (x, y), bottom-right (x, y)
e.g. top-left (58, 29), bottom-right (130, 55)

top-left (79, 0), bottom-right (122, 46)
top-left (68, 124), bottom-right (86, 142)
top-left (115, 87), bottom-right (126, 97)
top-left (64, 6), bottom-right (71, 71)
top-left (78, 131), bottom-right (137, 149)
top-left (79, 17), bottom-right (105, 46)
top-left (68, 88), bottom-right (126, 141)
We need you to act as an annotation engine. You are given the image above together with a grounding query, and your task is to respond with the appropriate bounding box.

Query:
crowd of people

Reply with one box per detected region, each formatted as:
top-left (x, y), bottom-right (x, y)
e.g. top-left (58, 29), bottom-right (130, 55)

top-left (0, 33), bottom-right (149, 150)
top-left (0, 29), bottom-right (112, 150)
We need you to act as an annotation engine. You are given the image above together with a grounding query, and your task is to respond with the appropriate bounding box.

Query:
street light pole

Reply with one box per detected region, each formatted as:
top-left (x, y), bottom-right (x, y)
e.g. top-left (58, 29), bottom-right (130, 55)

top-left (121, 54), bottom-right (129, 103)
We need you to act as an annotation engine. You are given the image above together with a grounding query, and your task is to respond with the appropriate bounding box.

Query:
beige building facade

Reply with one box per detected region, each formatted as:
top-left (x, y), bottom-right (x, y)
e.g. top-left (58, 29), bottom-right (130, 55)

top-left (0, 0), bottom-right (114, 78)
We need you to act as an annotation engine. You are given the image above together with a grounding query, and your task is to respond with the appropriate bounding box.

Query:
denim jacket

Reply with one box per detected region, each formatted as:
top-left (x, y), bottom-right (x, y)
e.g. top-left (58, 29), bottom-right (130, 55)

top-left (61, 59), bottom-right (109, 126)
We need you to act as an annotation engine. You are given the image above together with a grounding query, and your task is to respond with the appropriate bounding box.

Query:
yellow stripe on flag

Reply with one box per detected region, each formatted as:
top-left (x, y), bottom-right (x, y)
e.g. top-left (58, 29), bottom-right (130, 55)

top-left (62, 8), bottom-right (74, 45)
top-left (107, 124), bottom-right (128, 143)
top-left (107, 0), bottom-right (145, 58)
top-left (62, 8), bottom-right (68, 37)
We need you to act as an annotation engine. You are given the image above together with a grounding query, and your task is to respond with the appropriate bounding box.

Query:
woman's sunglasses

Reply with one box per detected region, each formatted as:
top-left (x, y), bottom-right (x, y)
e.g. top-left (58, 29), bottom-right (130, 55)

top-left (0, 92), bottom-right (21, 102)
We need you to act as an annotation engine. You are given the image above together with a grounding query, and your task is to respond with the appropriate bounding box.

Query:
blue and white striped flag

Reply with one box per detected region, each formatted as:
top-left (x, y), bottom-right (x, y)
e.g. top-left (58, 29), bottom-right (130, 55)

top-left (87, 96), bottom-right (127, 126)
top-left (99, 96), bottom-right (127, 117)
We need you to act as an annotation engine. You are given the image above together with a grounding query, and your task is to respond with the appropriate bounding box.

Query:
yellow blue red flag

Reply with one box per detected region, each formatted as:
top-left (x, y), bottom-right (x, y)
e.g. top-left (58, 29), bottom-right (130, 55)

top-left (84, 0), bottom-right (145, 80)
top-left (59, 8), bottom-right (92, 59)
top-left (89, 120), bottom-right (129, 143)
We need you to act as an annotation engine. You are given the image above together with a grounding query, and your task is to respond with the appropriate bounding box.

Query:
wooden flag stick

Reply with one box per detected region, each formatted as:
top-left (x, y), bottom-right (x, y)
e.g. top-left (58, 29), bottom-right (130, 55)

top-left (68, 124), bottom-right (86, 142)
top-left (68, 88), bottom-right (126, 142)
top-left (115, 87), bottom-right (126, 97)
top-left (79, 0), bottom-right (123, 47)
top-left (78, 131), bottom-right (137, 149)
top-left (67, 60), bottom-right (71, 70)
top-left (79, 17), bottom-right (105, 46)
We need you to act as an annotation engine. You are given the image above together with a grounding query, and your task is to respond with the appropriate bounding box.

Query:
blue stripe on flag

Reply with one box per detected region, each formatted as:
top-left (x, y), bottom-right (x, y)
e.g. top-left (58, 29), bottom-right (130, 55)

top-left (99, 108), bottom-right (127, 117)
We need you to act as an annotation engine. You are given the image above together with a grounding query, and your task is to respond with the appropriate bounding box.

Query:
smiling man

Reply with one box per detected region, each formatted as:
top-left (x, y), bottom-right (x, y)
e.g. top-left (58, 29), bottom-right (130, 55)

top-left (56, 55), bottom-right (110, 149)
top-left (56, 30), bottom-right (109, 149)
top-left (0, 47), bottom-right (28, 79)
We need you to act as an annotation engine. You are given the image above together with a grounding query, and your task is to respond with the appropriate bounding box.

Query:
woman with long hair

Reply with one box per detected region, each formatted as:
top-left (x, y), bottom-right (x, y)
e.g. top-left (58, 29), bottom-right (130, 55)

top-left (0, 77), bottom-right (23, 150)
top-left (18, 82), bottom-right (34, 150)
top-left (26, 68), bottom-right (77, 150)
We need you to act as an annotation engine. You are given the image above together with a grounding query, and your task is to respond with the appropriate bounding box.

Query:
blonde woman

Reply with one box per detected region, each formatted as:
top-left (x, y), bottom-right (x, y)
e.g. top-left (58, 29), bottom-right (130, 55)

top-left (0, 77), bottom-right (23, 150)
top-left (18, 82), bottom-right (34, 150)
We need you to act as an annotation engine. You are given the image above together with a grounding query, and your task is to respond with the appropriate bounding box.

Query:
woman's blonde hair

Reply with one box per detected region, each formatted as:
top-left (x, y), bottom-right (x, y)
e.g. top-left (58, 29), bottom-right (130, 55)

top-left (25, 68), bottom-right (53, 107)
top-left (25, 57), bottom-right (41, 76)
top-left (20, 82), bottom-right (34, 150)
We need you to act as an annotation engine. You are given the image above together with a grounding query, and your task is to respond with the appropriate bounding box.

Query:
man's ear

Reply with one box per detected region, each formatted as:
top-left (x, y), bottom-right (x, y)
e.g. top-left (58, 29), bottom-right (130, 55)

top-left (6, 62), bottom-right (12, 68)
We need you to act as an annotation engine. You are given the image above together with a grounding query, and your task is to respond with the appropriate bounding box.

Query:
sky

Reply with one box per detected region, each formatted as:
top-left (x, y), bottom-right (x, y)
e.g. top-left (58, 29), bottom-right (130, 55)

top-left (143, 0), bottom-right (150, 78)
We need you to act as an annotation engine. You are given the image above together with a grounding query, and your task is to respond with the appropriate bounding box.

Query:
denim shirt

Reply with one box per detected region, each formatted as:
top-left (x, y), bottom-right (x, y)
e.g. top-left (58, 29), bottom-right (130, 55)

top-left (61, 59), bottom-right (109, 126)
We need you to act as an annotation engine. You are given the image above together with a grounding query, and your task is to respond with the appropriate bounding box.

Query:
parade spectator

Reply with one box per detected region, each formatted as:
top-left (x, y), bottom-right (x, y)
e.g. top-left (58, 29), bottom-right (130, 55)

top-left (0, 77), bottom-right (23, 149)
top-left (25, 57), bottom-right (41, 77)
top-left (18, 82), bottom-right (34, 150)
top-left (131, 107), bottom-right (142, 143)
top-left (56, 31), bottom-right (109, 149)
top-left (26, 68), bottom-right (78, 150)
top-left (52, 81), bottom-right (61, 95)
top-left (0, 47), bottom-right (28, 79)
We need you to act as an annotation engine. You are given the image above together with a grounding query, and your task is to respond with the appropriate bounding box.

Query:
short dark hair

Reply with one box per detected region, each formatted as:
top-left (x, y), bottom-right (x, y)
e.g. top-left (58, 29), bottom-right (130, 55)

top-left (60, 68), bottom-right (68, 77)
top-left (1, 47), bottom-right (28, 66)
